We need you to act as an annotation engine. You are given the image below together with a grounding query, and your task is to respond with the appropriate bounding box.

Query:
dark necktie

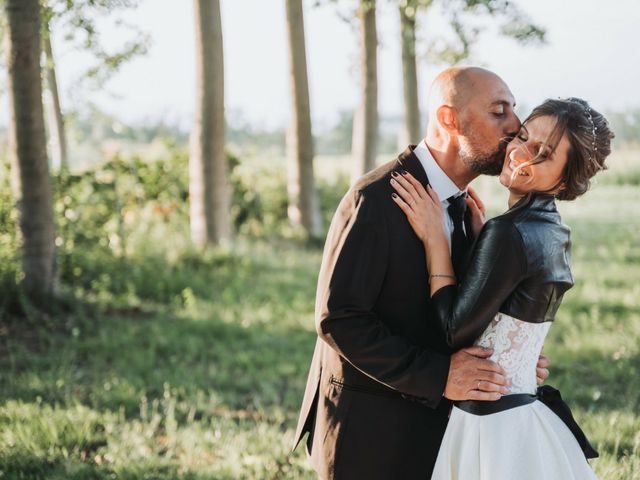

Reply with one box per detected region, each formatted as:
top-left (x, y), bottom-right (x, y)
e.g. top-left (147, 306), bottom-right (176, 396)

top-left (447, 193), bottom-right (469, 280)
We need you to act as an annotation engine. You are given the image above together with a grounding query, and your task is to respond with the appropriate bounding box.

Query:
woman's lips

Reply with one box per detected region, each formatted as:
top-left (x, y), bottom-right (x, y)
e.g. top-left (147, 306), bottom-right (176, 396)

top-left (505, 157), bottom-right (530, 176)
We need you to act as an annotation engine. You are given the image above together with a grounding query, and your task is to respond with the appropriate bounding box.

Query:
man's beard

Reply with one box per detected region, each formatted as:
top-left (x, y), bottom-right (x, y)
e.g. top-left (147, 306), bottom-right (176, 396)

top-left (460, 137), bottom-right (511, 176)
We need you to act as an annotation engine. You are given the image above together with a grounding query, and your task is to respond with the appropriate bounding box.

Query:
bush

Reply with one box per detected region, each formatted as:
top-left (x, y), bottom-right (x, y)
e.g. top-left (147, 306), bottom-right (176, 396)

top-left (0, 145), bottom-right (347, 315)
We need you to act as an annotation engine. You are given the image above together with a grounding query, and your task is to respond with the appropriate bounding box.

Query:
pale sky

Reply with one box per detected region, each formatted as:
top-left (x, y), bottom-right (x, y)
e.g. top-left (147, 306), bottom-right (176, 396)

top-left (2, 0), bottom-right (639, 132)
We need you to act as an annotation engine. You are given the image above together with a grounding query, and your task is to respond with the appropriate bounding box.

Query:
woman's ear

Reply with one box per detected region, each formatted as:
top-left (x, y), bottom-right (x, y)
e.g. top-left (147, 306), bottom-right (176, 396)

top-left (436, 105), bottom-right (461, 135)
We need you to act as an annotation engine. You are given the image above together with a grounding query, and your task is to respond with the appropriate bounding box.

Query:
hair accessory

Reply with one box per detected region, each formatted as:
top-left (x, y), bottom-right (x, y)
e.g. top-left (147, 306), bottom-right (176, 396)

top-left (583, 106), bottom-right (600, 167)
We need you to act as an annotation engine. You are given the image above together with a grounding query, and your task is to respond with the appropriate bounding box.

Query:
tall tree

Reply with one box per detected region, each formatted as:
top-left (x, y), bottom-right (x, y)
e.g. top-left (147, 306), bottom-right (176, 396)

top-left (351, 0), bottom-right (378, 183)
top-left (42, 17), bottom-right (68, 171)
top-left (4, 0), bottom-right (56, 300)
top-left (190, 0), bottom-right (231, 247)
top-left (397, 0), bottom-right (545, 148)
top-left (398, 0), bottom-right (424, 147)
top-left (285, 0), bottom-right (322, 239)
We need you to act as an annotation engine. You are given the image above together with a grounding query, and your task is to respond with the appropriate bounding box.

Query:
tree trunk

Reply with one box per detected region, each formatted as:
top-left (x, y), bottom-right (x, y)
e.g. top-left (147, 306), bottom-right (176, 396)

top-left (351, 0), bottom-right (379, 184)
top-left (190, 0), bottom-right (231, 247)
top-left (4, 0), bottom-right (56, 300)
top-left (398, 0), bottom-right (422, 149)
top-left (43, 20), bottom-right (69, 171)
top-left (285, 0), bottom-right (322, 239)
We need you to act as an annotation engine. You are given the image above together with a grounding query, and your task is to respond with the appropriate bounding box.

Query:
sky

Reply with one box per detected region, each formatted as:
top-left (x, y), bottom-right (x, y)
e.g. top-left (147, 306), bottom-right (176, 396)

top-left (2, 0), bottom-right (640, 132)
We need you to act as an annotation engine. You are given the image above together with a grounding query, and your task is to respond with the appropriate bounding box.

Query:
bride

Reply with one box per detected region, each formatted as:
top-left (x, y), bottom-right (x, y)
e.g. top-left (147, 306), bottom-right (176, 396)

top-left (390, 97), bottom-right (612, 479)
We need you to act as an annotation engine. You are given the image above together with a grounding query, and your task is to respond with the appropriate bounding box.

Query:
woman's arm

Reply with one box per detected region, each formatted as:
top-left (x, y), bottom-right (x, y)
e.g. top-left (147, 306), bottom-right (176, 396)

top-left (390, 171), bottom-right (456, 295)
top-left (391, 171), bottom-right (529, 350)
top-left (430, 221), bottom-right (528, 349)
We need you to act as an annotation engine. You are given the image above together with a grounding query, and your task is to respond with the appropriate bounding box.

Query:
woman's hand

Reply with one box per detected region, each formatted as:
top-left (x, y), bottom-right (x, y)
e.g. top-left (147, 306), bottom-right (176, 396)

top-left (390, 170), bottom-right (448, 246)
top-left (466, 186), bottom-right (486, 238)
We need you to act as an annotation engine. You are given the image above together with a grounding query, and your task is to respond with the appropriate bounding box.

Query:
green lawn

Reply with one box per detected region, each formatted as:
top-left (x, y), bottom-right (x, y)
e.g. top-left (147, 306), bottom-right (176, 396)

top-left (1, 149), bottom-right (639, 479)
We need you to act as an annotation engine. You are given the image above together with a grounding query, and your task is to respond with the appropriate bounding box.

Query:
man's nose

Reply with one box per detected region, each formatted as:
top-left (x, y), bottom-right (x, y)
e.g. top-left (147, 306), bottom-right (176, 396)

top-left (506, 113), bottom-right (521, 137)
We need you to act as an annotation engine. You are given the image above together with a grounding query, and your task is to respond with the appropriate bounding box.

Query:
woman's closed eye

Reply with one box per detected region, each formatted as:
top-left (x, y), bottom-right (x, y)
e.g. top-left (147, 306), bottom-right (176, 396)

top-left (516, 130), bottom-right (529, 142)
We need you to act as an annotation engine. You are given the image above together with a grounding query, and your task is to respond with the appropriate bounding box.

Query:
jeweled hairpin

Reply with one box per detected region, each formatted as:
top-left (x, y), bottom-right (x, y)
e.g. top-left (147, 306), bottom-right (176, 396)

top-left (583, 106), bottom-right (599, 167)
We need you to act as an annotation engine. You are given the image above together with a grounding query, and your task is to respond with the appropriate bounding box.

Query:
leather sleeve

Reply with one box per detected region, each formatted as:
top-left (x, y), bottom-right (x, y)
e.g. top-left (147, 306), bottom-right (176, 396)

top-left (316, 189), bottom-right (450, 407)
top-left (431, 218), bottom-right (528, 350)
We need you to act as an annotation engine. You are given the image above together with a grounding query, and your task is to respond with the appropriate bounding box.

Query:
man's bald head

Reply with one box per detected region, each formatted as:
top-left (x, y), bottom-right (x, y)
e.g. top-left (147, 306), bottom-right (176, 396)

top-left (423, 66), bottom-right (520, 179)
top-left (427, 66), bottom-right (508, 117)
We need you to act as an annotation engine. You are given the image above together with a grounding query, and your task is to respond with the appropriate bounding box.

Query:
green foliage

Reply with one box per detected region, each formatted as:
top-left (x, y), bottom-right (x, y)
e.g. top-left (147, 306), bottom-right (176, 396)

top-left (0, 158), bottom-right (21, 316)
top-left (0, 146), bottom-right (347, 314)
top-left (42, 0), bottom-right (150, 90)
top-left (423, 0), bottom-right (546, 66)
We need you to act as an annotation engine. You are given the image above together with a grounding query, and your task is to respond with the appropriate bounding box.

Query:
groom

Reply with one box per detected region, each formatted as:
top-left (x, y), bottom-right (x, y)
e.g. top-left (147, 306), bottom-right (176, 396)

top-left (293, 67), bottom-right (550, 479)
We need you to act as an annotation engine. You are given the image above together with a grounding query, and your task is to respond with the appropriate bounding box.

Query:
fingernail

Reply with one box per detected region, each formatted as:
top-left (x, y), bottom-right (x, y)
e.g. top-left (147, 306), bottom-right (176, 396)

top-left (401, 170), bottom-right (408, 175)
top-left (390, 178), bottom-right (396, 184)
top-left (391, 171), bottom-right (399, 177)
top-left (392, 193), bottom-right (398, 198)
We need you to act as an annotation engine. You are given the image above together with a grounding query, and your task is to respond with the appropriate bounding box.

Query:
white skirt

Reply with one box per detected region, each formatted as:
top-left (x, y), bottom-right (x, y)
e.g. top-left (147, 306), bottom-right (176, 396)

top-left (431, 400), bottom-right (597, 479)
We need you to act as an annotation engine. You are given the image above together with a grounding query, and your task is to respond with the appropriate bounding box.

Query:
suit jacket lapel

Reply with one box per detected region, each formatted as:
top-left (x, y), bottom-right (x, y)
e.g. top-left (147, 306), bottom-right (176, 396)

top-left (396, 145), bottom-right (431, 187)
top-left (398, 145), bottom-right (479, 277)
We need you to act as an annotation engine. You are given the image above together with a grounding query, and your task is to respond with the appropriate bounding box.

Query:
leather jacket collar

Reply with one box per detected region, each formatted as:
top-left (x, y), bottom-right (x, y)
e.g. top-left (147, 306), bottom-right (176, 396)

top-left (507, 192), bottom-right (558, 216)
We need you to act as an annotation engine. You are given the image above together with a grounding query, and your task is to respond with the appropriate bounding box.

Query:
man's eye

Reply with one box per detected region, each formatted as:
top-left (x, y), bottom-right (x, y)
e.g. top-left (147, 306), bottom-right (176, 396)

top-left (492, 112), bottom-right (505, 117)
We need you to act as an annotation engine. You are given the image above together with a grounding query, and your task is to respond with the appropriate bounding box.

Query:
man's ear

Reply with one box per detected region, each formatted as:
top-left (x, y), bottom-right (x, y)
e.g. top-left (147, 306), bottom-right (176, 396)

top-left (436, 105), bottom-right (461, 135)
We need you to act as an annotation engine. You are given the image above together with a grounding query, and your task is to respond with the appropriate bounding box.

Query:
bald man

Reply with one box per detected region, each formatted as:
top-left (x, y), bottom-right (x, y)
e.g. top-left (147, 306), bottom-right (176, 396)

top-left (293, 67), bottom-right (550, 479)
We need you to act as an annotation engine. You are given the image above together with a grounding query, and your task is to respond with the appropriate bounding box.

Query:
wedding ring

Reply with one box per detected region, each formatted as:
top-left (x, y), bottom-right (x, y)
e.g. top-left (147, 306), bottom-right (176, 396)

top-left (477, 381), bottom-right (481, 391)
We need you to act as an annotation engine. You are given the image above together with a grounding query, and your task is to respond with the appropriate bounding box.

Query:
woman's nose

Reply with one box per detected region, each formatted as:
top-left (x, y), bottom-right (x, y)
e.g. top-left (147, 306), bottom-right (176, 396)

top-left (510, 145), bottom-right (530, 164)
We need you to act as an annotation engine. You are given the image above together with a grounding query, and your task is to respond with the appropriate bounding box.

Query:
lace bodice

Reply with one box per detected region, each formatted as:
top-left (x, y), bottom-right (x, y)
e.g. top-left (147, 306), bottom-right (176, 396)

top-left (474, 313), bottom-right (551, 395)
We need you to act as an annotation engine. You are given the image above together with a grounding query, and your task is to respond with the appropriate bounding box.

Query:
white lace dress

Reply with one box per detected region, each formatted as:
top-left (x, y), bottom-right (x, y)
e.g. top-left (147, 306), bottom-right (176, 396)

top-left (431, 313), bottom-right (598, 479)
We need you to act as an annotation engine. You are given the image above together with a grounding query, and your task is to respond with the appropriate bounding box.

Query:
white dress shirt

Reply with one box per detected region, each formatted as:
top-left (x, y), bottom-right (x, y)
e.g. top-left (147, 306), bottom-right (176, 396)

top-left (413, 140), bottom-right (467, 252)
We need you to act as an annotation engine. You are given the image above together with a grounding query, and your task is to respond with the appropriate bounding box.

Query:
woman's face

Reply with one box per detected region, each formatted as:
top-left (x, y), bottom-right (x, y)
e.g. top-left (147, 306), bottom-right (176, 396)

top-left (499, 115), bottom-right (571, 195)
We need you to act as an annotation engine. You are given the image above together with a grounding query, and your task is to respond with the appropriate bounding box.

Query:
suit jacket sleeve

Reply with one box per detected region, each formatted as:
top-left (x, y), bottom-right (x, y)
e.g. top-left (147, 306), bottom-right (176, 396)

top-left (430, 218), bottom-right (529, 350)
top-left (316, 188), bottom-right (450, 407)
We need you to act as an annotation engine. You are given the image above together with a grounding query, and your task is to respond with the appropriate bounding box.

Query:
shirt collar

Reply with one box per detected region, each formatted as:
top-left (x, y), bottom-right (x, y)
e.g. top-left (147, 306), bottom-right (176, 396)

top-left (413, 140), bottom-right (466, 202)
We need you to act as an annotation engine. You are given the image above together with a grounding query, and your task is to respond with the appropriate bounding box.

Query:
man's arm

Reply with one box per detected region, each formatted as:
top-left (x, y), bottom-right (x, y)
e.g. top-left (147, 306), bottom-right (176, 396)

top-left (315, 189), bottom-right (452, 406)
top-left (316, 189), bottom-right (511, 406)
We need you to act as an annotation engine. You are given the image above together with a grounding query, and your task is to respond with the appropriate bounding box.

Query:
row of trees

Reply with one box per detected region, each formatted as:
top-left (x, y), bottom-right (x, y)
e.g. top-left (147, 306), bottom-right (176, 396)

top-left (2, 0), bottom-right (545, 304)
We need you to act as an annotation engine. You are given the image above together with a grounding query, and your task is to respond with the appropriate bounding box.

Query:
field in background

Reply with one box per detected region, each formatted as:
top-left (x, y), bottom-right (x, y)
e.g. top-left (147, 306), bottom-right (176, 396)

top-left (0, 149), bottom-right (639, 479)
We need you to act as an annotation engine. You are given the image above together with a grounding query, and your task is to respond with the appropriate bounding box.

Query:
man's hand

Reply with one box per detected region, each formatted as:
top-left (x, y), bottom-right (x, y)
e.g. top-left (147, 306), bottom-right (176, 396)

top-left (536, 355), bottom-right (550, 385)
top-left (444, 347), bottom-right (509, 401)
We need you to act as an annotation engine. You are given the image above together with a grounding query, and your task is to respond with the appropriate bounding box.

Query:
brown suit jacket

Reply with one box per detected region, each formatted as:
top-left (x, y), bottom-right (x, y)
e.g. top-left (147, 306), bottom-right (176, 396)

top-left (293, 146), bottom-right (458, 479)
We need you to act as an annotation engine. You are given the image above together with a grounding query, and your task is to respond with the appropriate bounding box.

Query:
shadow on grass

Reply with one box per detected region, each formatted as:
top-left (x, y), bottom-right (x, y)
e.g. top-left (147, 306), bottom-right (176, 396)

top-left (0, 451), bottom-right (239, 480)
top-left (0, 244), bottom-right (321, 422)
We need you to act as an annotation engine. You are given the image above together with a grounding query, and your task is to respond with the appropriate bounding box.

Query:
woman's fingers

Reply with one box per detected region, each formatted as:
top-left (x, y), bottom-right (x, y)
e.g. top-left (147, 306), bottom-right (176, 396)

top-left (426, 184), bottom-right (439, 203)
top-left (467, 186), bottom-right (486, 214)
top-left (391, 192), bottom-right (414, 218)
top-left (466, 196), bottom-right (480, 213)
top-left (401, 171), bottom-right (428, 199)
top-left (392, 171), bottom-right (423, 202)
top-left (390, 176), bottom-right (415, 208)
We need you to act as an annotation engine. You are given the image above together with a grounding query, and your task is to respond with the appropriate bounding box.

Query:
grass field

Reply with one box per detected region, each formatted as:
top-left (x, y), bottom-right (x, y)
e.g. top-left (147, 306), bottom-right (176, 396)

top-left (1, 148), bottom-right (639, 479)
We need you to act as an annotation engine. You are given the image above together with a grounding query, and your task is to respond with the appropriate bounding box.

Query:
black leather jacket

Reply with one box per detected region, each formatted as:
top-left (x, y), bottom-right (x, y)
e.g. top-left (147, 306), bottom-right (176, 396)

top-left (432, 192), bottom-right (574, 350)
